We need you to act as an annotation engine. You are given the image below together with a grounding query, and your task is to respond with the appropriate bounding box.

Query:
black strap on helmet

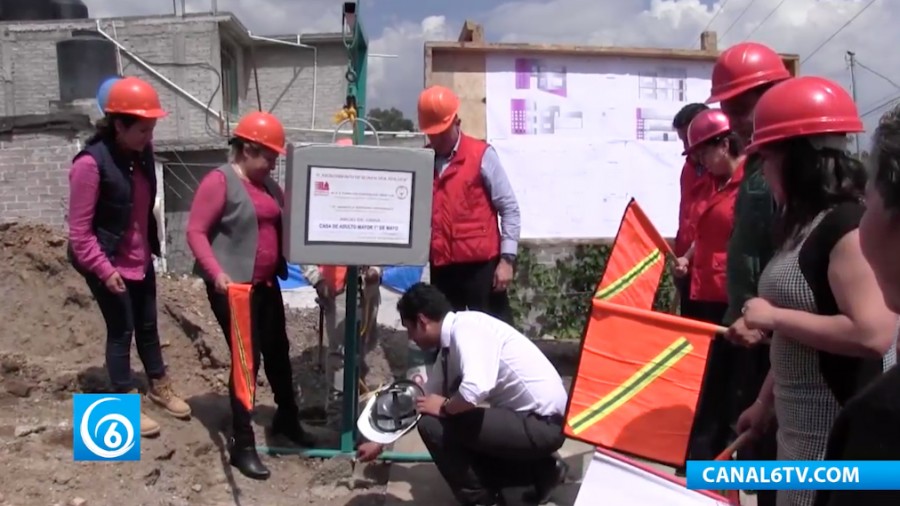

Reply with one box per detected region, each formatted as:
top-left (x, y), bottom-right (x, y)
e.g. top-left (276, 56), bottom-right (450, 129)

top-left (371, 380), bottom-right (423, 433)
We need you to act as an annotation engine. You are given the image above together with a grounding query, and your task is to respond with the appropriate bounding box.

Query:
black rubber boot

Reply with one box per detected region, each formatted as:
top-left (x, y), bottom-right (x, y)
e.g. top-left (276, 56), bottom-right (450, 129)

top-left (229, 438), bottom-right (270, 480)
top-left (270, 407), bottom-right (315, 447)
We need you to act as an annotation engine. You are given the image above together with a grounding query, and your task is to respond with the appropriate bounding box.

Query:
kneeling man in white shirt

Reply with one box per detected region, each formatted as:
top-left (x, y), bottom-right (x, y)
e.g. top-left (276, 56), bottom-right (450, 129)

top-left (357, 283), bottom-right (569, 506)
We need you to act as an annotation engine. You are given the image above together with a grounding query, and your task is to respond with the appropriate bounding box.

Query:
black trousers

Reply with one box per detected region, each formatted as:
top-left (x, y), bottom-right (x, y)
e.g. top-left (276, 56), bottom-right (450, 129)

top-left (430, 257), bottom-right (513, 325)
top-left (84, 264), bottom-right (166, 392)
top-left (206, 282), bottom-right (298, 446)
top-left (682, 300), bottom-right (736, 462)
top-left (417, 408), bottom-right (565, 505)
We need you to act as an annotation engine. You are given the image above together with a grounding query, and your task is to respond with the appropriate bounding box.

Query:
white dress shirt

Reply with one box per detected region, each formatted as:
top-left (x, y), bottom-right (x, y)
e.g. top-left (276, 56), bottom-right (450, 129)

top-left (424, 311), bottom-right (568, 417)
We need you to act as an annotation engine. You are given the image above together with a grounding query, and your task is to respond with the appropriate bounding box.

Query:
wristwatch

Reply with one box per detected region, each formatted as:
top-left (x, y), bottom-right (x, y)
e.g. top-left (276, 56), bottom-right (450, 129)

top-left (500, 253), bottom-right (517, 267)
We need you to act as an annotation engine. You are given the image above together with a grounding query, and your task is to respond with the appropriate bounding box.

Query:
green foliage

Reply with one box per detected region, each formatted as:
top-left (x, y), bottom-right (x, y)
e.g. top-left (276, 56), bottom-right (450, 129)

top-left (510, 244), bottom-right (677, 339)
top-left (367, 107), bottom-right (415, 131)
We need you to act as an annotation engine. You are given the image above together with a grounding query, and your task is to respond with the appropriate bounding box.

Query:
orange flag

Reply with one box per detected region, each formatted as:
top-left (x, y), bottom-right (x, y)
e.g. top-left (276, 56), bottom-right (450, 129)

top-left (594, 198), bottom-right (673, 309)
top-left (227, 284), bottom-right (256, 412)
top-left (565, 299), bottom-right (719, 467)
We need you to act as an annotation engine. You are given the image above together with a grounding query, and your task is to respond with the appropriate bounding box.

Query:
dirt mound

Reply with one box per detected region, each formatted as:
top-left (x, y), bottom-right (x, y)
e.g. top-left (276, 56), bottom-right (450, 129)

top-left (0, 222), bottom-right (394, 506)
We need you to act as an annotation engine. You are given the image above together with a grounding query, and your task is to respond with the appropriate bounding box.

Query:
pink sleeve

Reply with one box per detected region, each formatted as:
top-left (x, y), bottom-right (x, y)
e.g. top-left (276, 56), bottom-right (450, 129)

top-left (67, 155), bottom-right (116, 281)
top-left (186, 170), bottom-right (228, 280)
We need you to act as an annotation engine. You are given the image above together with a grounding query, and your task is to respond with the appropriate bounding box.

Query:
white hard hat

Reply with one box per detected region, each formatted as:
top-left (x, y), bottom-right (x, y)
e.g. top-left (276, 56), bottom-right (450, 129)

top-left (357, 380), bottom-right (424, 445)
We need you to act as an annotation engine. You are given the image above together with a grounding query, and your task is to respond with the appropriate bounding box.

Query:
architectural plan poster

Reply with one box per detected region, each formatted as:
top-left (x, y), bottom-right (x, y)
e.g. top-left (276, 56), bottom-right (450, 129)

top-left (485, 54), bottom-right (714, 239)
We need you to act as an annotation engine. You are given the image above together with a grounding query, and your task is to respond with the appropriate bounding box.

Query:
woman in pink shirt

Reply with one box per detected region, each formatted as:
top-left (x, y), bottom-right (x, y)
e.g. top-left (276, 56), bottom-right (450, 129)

top-left (67, 76), bottom-right (191, 438)
top-left (186, 111), bottom-right (311, 480)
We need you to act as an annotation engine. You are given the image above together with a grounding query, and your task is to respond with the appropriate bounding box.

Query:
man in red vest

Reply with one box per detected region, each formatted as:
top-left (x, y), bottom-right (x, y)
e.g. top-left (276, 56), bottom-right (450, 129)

top-left (418, 85), bottom-right (521, 325)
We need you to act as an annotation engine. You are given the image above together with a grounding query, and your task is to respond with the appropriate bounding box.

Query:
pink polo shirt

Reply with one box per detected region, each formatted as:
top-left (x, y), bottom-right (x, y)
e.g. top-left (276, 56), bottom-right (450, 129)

top-left (68, 154), bottom-right (153, 282)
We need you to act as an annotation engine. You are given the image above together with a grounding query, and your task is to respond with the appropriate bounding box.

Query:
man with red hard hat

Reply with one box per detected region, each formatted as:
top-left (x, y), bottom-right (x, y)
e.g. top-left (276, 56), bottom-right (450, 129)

top-left (703, 42), bottom-right (790, 504)
top-left (417, 85), bottom-right (521, 325)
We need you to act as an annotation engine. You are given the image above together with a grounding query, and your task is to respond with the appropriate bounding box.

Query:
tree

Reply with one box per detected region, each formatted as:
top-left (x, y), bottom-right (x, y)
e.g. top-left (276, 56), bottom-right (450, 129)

top-left (367, 107), bottom-right (415, 132)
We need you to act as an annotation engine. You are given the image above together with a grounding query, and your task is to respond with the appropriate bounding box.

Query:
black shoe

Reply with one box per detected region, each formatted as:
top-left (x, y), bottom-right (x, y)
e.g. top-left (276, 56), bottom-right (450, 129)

top-left (229, 443), bottom-right (271, 480)
top-left (523, 457), bottom-right (568, 505)
top-left (271, 408), bottom-right (315, 447)
top-left (461, 491), bottom-right (504, 506)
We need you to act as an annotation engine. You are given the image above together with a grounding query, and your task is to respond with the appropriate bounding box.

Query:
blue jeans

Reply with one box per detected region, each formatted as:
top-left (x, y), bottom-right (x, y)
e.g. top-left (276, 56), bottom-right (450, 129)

top-left (85, 264), bottom-right (167, 391)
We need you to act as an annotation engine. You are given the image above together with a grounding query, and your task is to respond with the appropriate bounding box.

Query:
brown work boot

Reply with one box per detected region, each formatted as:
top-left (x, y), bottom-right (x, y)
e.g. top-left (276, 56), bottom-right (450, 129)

top-left (127, 389), bottom-right (161, 437)
top-left (140, 412), bottom-right (161, 437)
top-left (147, 376), bottom-right (192, 419)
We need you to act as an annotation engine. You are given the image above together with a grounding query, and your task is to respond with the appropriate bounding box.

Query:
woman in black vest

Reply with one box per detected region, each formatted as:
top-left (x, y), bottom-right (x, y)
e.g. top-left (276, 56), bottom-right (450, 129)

top-left (68, 76), bottom-right (191, 438)
top-left (186, 111), bottom-right (312, 480)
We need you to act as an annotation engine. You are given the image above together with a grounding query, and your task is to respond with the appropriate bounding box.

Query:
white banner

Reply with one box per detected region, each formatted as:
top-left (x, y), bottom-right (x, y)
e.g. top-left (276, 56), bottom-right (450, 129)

top-left (575, 450), bottom-right (732, 506)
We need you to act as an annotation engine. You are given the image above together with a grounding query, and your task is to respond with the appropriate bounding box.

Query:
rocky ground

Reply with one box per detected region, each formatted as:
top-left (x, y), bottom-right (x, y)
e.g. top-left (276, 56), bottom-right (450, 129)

top-left (0, 222), bottom-right (408, 506)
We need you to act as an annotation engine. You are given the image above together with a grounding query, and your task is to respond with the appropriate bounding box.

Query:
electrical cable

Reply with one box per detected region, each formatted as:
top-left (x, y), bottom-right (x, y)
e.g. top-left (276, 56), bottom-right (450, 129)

top-left (685, 0), bottom-right (734, 47)
top-left (742, 0), bottom-right (788, 41)
top-left (855, 59), bottom-right (900, 91)
top-left (861, 93), bottom-right (900, 119)
top-left (719, 0), bottom-right (758, 42)
top-left (802, 0), bottom-right (877, 64)
top-left (124, 58), bottom-right (225, 139)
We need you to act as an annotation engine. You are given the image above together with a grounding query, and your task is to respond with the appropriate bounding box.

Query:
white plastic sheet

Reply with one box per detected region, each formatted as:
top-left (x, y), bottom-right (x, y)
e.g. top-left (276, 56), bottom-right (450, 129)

top-left (574, 449), bottom-right (731, 506)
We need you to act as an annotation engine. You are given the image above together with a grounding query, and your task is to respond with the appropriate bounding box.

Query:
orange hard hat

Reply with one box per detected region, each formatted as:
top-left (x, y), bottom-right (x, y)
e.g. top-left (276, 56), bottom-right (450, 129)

top-left (104, 76), bottom-right (167, 119)
top-left (747, 76), bottom-right (863, 153)
top-left (684, 109), bottom-right (731, 155)
top-left (707, 42), bottom-right (791, 104)
top-left (417, 85), bottom-right (459, 135)
top-left (233, 111), bottom-right (286, 155)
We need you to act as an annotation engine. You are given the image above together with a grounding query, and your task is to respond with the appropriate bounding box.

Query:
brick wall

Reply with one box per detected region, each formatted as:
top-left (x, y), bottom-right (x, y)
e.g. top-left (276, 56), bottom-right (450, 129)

top-left (0, 130), bottom-right (84, 227)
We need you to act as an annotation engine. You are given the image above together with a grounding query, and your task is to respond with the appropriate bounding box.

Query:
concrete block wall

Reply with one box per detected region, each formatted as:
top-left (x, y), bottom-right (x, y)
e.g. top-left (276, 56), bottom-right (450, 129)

top-left (0, 130), bottom-right (84, 227)
top-left (240, 43), bottom-right (349, 133)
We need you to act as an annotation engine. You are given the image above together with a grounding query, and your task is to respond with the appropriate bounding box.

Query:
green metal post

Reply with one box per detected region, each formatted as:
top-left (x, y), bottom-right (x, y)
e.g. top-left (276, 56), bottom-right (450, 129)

top-left (256, 1), bottom-right (432, 463)
top-left (339, 0), bottom-right (368, 455)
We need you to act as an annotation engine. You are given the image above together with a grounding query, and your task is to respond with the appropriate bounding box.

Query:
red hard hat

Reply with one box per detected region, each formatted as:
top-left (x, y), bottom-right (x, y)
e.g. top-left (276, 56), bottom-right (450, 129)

top-left (747, 76), bottom-right (864, 153)
top-left (418, 85), bottom-right (460, 135)
top-left (707, 42), bottom-right (791, 104)
top-left (104, 76), bottom-right (167, 119)
top-left (233, 111), bottom-right (286, 155)
top-left (684, 109), bottom-right (731, 155)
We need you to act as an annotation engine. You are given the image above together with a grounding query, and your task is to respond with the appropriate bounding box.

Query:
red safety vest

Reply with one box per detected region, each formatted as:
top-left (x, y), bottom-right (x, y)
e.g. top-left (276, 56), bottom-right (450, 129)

top-left (318, 265), bottom-right (348, 292)
top-left (430, 134), bottom-right (501, 267)
top-left (689, 159), bottom-right (746, 303)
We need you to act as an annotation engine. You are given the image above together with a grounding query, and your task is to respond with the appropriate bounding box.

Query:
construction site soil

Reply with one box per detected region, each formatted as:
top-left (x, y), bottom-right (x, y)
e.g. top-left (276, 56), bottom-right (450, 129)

top-left (0, 222), bottom-right (406, 506)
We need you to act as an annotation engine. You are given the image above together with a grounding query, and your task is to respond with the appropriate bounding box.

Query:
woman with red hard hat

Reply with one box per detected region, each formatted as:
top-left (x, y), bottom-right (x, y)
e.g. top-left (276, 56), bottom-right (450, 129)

top-left (67, 76), bottom-right (191, 439)
top-left (672, 109), bottom-right (748, 462)
top-left (187, 110), bottom-right (313, 480)
top-left (729, 76), bottom-right (896, 506)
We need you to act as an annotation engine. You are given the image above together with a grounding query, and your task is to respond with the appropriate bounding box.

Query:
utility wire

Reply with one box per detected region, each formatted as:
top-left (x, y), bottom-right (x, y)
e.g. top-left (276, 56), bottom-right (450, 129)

top-left (802, 0), bottom-right (877, 64)
top-left (742, 0), bottom-right (788, 41)
top-left (855, 59), bottom-right (900, 91)
top-left (686, 0), bottom-right (734, 47)
top-left (861, 93), bottom-right (900, 119)
top-left (720, 0), bottom-right (758, 42)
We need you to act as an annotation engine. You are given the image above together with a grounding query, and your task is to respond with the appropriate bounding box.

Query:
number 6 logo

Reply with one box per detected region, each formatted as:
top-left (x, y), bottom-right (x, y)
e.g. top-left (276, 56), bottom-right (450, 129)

top-left (79, 397), bottom-right (136, 459)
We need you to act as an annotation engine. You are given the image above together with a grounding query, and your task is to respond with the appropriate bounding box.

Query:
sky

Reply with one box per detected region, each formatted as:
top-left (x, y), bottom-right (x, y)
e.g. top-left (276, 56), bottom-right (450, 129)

top-left (81, 0), bottom-right (900, 145)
